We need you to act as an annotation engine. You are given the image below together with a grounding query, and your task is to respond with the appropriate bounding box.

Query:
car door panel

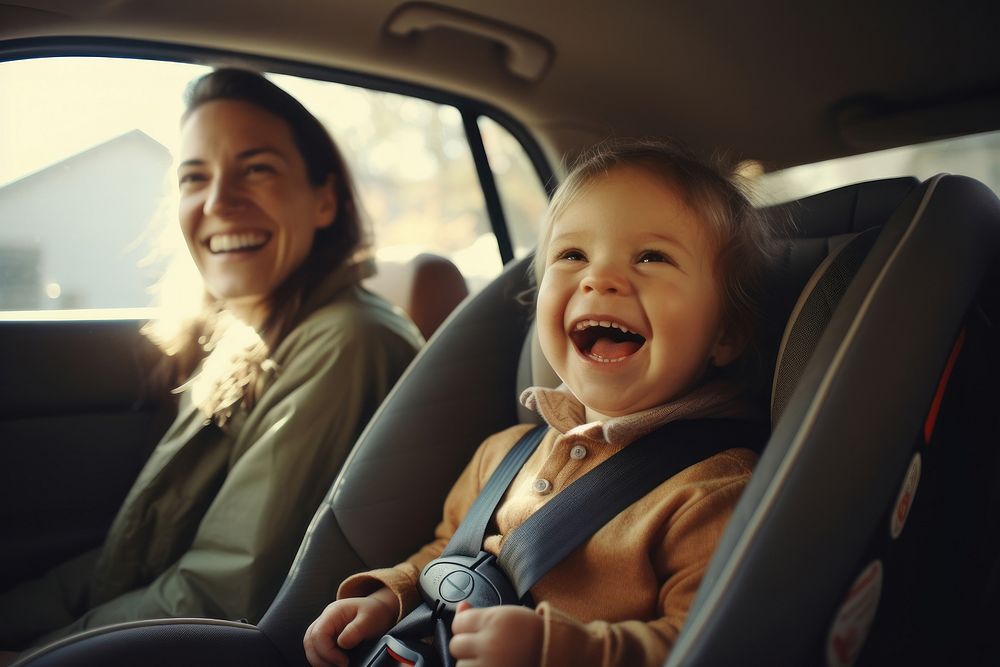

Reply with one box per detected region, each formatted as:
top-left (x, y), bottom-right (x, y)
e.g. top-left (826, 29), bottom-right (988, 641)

top-left (0, 320), bottom-right (172, 592)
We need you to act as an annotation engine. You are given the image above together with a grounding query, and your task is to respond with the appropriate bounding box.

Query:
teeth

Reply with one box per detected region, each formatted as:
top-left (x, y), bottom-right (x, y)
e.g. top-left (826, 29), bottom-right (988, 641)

top-left (208, 232), bottom-right (269, 253)
top-left (587, 353), bottom-right (628, 364)
top-left (573, 319), bottom-right (633, 334)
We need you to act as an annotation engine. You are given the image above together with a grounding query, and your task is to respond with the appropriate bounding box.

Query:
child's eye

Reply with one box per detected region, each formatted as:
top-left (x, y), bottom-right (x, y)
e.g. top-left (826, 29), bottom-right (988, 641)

top-left (637, 250), bottom-right (674, 265)
top-left (556, 249), bottom-right (586, 262)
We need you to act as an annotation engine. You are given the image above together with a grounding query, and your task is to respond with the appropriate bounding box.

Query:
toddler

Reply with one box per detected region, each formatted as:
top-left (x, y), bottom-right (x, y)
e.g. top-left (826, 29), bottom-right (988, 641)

top-left (304, 138), bottom-right (777, 667)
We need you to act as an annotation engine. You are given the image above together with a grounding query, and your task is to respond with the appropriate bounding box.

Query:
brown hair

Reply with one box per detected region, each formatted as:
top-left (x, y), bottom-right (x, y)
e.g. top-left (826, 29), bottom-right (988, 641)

top-left (534, 137), bottom-right (782, 383)
top-left (144, 68), bottom-right (369, 420)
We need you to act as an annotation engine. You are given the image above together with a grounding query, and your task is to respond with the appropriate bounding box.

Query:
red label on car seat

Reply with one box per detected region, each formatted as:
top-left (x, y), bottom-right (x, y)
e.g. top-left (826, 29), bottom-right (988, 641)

top-left (890, 452), bottom-right (921, 539)
top-left (826, 560), bottom-right (883, 667)
top-left (923, 327), bottom-right (966, 443)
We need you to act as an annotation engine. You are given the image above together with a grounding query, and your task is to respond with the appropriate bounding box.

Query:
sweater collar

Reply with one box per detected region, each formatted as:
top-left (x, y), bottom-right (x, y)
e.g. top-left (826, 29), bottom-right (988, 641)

top-left (520, 381), bottom-right (758, 447)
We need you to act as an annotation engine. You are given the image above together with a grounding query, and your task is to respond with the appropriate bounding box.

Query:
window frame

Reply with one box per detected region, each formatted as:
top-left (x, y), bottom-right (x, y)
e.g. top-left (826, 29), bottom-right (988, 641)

top-left (0, 35), bottom-right (556, 272)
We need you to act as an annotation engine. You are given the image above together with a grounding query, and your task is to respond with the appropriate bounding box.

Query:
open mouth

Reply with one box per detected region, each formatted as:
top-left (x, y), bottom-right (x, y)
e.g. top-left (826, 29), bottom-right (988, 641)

top-left (569, 319), bottom-right (646, 363)
top-left (206, 231), bottom-right (271, 254)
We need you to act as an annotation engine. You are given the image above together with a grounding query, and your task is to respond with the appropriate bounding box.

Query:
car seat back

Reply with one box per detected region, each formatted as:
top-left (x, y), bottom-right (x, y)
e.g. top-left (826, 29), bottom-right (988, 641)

top-left (668, 174), bottom-right (1000, 666)
top-left (254, 252), bottom-right (537, 663)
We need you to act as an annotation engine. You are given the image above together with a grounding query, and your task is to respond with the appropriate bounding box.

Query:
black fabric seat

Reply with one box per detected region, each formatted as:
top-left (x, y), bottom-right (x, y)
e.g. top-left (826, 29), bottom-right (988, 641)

top-left (14, 175), bottom-right (1000, 667)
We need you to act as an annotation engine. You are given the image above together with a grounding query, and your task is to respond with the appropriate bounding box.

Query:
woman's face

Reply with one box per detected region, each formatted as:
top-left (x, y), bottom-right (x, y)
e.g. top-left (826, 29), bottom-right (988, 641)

top-left (177, 99), bottom-right (336, 319)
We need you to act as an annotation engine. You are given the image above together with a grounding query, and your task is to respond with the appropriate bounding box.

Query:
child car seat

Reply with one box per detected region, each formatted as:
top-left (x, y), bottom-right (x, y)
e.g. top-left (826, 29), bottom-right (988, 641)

top-left (12, 175), bottom-right (998, 667)
top-left (668, 174), bottom-right (1000, 666)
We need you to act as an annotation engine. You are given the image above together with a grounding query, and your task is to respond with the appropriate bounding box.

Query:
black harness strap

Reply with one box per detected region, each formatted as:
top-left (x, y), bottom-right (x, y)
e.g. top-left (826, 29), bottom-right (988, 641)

top-left (443, 425), bottom-right (548, 557)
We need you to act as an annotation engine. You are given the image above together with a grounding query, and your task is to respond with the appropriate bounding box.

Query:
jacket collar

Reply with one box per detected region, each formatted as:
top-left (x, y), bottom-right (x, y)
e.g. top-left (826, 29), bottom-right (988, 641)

top-left (299, 254), bottom-right (376, 315)
top-left (174, 255), bottom-right (376, 430)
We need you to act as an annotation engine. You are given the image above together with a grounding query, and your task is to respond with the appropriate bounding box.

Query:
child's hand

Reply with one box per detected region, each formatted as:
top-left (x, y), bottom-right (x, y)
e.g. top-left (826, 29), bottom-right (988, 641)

top-left (449, 601), bottom-right (543, 667)
top-left (303, 588), bottom-right (398, 667)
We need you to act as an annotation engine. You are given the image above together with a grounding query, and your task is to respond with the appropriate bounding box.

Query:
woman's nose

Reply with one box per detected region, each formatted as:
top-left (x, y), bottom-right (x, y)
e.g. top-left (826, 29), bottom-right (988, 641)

top-left (581, 263), bottom-right (630, 295)
top-left (203, 173), bottom-right (245, 217)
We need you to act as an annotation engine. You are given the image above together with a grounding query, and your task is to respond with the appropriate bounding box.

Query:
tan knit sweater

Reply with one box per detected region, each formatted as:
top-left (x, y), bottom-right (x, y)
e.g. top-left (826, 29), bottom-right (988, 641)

top-left (339, 383), bottom-right (761, 667)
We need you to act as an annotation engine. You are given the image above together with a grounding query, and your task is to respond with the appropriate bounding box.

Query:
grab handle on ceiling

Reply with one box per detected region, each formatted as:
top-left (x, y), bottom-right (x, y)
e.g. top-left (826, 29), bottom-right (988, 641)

top-left (386, 2), bottom-right (553, 82)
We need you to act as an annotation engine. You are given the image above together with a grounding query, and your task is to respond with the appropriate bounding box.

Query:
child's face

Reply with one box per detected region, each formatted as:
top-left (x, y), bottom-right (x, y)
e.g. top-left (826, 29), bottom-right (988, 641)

top-left (536, 165), bottom-right (739, 418)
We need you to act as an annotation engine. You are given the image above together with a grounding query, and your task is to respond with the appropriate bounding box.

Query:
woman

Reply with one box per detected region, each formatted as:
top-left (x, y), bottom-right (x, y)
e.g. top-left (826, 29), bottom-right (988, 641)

top-left (0, 68), bottom-right (423, 649)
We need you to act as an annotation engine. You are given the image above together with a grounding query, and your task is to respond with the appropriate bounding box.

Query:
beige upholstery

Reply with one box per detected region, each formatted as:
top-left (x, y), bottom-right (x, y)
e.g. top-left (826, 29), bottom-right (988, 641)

top-left (366, 253), bottom-right (470, 340)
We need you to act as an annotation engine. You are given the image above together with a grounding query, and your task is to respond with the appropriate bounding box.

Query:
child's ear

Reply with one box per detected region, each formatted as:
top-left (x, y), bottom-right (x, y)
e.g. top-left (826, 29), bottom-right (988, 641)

top-left (710, 327), bottom-right (746, 368)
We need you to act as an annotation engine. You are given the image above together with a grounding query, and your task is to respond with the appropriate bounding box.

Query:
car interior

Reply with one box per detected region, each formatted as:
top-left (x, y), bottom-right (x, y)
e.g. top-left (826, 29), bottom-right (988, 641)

top-left (2, 1), bottom-right (1000, 666)
top-left (10, 174), bottom-right (1000, 666)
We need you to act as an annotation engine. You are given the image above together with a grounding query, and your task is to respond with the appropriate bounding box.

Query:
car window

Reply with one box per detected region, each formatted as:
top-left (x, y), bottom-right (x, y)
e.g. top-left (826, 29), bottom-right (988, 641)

top-left (756, 129), bottom-right (1000, 205)
top-left (0, 56), bottom-right (539, 315)
top-left (478, 115), bottom-right (551, 258)
top-left (0, 57), bottom-right (203, 316)
top-left (271, 73), bottom-right (501, 292)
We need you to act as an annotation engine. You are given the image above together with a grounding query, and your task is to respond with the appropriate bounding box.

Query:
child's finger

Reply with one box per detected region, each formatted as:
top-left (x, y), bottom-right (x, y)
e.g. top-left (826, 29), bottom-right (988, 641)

top-left (304, 644), bottom-right (347, 667)
top-left (337, 615), bottom-right (372, 650)
top-left (311, 602), bottom-right (356, 638)
top-left (304, 605), bottom-right (357, 667)
top-left (304, 624), bottom-right (349, 667)
top-left (449, 629), bottom-right (481, 660)
top-left (451, 604), bottom-right (483, 635)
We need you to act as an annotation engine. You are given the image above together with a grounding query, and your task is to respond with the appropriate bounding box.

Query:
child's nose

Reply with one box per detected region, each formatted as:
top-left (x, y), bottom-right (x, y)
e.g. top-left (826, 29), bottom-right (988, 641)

top-left (581, 265), bottom-right (630, 295)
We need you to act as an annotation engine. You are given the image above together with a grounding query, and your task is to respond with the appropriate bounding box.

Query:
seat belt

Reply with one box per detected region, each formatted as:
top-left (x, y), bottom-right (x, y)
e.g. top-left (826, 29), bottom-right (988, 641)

top-left (445, 424), bottom-right (549, 558)
top-left (356, 418), bottom-right (768, 667)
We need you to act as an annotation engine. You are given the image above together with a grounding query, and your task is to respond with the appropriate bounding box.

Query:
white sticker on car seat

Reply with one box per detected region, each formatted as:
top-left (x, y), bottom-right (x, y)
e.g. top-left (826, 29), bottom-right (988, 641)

top-left (890, 452), bottom-right (921, 540)
top-left (826, 559), bottom-right (882, 667)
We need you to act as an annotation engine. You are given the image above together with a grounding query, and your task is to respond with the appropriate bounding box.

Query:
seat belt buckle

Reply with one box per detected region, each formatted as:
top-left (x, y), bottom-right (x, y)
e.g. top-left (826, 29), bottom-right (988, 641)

top-left (354, 552), bottom-right (520, 666)
top-left (418, 550), bottom-right (520, 613)
top-left (358, 636), bottom-right (426, 666)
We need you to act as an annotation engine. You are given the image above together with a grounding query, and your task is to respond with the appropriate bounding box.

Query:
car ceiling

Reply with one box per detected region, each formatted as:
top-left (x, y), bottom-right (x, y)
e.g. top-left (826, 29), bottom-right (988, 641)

top-left (3, 0), bottom-right (999, 173)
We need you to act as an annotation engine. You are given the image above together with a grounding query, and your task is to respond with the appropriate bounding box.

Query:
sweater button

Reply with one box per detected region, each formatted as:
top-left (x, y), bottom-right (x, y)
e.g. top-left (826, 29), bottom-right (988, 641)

top-left (532, 478), bottom-right (552, 494)
top-left (570, 445), bottom-right (588, 460)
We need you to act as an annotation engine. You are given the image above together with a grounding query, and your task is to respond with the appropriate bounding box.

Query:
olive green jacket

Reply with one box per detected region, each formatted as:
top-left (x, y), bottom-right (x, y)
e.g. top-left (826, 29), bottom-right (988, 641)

top-left (0, 260), bottom-right (422, 648)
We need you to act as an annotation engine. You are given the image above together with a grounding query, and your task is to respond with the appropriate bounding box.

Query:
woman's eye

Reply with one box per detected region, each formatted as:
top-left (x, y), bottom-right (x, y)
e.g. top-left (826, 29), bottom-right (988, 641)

top-left (246, 163), bottom-right (276, 176)
top-left (178, 173), bottom-right (205, 186)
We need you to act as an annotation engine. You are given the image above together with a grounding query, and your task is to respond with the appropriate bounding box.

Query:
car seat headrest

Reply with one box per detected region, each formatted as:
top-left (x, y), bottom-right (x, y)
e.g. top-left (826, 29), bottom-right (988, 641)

top-left (770, 227), bottom-right (881, 424)
top-left (366, 253), bottom-right (469, 339)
